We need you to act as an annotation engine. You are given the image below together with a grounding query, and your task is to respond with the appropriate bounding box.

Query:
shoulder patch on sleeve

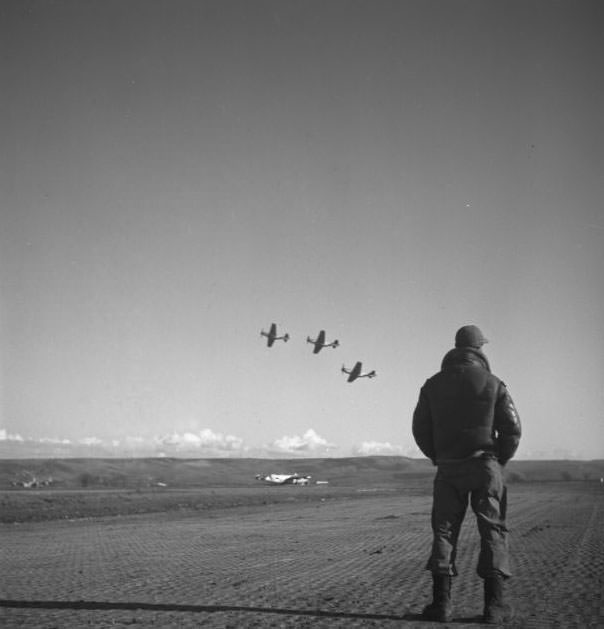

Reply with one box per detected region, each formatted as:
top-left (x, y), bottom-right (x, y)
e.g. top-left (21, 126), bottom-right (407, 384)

top-left (507, 402), bottom-right (520, 424)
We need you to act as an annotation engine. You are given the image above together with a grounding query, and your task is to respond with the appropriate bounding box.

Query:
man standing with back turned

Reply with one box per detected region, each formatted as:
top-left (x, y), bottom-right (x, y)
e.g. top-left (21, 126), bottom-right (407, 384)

top-left (412, 325), bottom-right (521, 624)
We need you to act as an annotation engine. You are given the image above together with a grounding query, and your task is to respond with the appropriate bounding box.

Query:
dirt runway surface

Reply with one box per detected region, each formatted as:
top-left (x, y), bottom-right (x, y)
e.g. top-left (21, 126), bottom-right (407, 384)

top-left (2, 483), bottom-right (603, 628)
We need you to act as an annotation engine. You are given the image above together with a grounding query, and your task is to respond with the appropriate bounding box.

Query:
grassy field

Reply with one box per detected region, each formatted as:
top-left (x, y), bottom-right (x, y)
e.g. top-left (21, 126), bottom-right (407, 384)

top-left (1, 456), bottom-right (603, 523)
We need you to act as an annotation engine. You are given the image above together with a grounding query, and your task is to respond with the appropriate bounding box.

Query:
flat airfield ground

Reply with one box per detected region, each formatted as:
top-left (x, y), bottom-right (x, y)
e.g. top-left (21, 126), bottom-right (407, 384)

top-left (1, 482), bottom-right (603, 628)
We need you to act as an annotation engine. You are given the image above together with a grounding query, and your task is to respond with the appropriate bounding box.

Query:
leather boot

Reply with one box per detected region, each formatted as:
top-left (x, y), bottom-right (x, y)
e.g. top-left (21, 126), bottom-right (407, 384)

top-left (422, 574), bottom-right (453, 622)
top-left (483, 575), bottom-right (514, 624)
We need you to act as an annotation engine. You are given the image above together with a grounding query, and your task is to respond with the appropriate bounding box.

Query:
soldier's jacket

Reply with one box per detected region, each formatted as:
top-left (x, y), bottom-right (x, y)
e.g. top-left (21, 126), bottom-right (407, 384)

top-left (412, 348), bottom-right (521, 465)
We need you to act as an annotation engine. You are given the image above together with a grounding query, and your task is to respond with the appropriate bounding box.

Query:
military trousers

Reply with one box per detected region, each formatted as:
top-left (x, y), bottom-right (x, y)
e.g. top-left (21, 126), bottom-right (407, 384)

top-left (426, 456), bottom-right (511, 579)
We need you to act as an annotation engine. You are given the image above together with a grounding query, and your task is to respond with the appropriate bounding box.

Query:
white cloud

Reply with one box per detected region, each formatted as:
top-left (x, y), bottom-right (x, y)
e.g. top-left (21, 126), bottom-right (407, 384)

top-left (154, 428), bottom-right (244, 453)
top-left (0, 429), bottom-right (250, 457)
top-left (268, 428), bottom-right (336, 455)
top-left (352, 441), bottom-right (405, 456)
top-left (79, 436), bottom-right (103, 446)
top-left (124, 436), bottom-right (145, 445)
top-left (0, 427), bottom-right (340, 458)
top-left (0, 429), bottom-right (24, 441)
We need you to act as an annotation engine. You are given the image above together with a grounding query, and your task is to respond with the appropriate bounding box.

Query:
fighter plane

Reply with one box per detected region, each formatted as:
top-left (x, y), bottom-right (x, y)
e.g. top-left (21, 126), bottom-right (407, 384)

top-left (255, 473), bottom-right (312, 485)
top-left (260, 323), bottom-right (290, 347)
top-left (341, 361), bottom-right (376, 383)
top-left (306, 329), bottom-right (339, 354)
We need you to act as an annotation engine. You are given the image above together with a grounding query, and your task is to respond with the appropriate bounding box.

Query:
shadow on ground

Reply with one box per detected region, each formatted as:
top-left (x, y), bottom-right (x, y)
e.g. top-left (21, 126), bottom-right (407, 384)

top-left (0, 599), bottom-right (492, 624)
top-left (0, 599), bottom-right (405, 622)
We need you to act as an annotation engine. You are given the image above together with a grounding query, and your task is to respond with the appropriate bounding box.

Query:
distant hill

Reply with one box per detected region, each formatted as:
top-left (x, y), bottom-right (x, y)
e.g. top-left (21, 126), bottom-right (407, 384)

top-left (0, 456), bottom-right (602, 490)
top-left (505, 458), bottom-right (604, 483)
top-left (0, 456), bottom-right (431, 489)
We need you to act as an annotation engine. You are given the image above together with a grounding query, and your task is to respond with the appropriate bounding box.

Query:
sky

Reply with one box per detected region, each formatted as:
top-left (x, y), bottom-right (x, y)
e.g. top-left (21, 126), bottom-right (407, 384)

top-left (1, 0), bottom-right (603, 459)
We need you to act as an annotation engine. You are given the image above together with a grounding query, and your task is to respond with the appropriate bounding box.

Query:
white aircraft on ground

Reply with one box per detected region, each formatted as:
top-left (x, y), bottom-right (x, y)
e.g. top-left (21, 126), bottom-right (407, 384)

top-left (255, 473), bottom-right (312, 485)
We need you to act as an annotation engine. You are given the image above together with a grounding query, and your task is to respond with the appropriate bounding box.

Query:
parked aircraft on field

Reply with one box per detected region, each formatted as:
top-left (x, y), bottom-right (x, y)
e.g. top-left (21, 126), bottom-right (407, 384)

top-left (341, 361), bottom-right (376, 383)
top-left (11, 474), bottom-right (53, 488)
top-left (255, 473), bottom-right (312, 485)
top-left (306, 329), bottom-right (339, 354)
top-left (261, 323), bottom-right (290, 347)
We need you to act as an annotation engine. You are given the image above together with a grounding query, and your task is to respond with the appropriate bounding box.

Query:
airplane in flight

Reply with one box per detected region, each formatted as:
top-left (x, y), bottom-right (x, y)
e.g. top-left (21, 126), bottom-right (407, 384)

top-left (255, 473), bottom-right (312, 485)
top-left (341, 361), bottom-right (377, 383)
top-left (306, 329), bottom-right (339, 354)
top-left (260, 323), bottom-right (290, 347)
